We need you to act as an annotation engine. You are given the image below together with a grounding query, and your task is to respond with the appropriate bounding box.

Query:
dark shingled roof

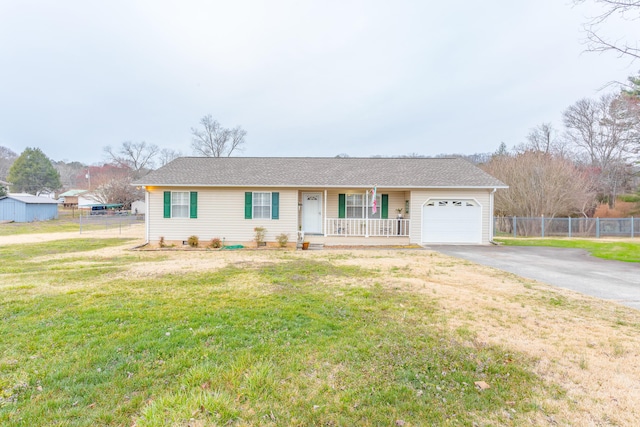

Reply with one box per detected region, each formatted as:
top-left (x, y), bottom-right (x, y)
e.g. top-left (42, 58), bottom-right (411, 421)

top-left (134, 157), bottom-right (506, 188)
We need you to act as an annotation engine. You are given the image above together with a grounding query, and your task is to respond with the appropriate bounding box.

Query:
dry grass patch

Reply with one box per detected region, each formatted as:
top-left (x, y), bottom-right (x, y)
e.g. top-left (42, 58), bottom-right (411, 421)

top-left (333, 249), bottom-right (640, 426)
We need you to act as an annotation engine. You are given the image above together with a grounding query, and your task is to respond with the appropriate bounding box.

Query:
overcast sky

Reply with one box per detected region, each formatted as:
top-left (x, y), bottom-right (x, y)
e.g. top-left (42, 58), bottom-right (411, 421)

top-left (1, 0), bottom-right (638, 165)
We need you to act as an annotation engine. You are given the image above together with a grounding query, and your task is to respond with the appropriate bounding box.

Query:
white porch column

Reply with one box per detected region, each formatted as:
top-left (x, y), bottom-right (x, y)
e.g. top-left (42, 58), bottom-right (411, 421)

top-left (324, 189), bottom-right (327, 236)
top-left (365, 190), bottom-right (369, 238)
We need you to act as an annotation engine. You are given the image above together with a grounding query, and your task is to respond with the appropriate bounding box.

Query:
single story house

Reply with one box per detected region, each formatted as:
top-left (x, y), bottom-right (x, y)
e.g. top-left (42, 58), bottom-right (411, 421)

top-left (0, 193), bottom-right (60, 222)
top-left (58, 189), bottom-right (91, 208)
top-left (133, 157), bottom-right (507, 246)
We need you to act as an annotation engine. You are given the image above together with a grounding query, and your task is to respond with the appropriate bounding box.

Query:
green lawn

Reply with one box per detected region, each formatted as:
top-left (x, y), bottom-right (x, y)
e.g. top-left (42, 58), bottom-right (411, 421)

top-left (0, 217), bottom-right (80, 235)
top-left (0, 240), bottom-right (544, 426)
top-left (495, 238), bottom-right (640, 263)
top-left (0, 209), bottom-right (140, 236)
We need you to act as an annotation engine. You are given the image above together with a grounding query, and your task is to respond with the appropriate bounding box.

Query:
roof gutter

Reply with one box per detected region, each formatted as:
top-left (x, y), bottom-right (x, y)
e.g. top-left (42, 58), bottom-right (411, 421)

top-left (130, 183), bottom-right (509, 190)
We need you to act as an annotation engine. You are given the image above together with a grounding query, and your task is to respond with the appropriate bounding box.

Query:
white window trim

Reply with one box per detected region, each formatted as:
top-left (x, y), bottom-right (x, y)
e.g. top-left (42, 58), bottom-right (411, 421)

top-left (253, 191), bottom-right (272, 220)
top-left (171, 191), bottom-right (190, 218)
top-left (346, 192), bottom-right (382, 219)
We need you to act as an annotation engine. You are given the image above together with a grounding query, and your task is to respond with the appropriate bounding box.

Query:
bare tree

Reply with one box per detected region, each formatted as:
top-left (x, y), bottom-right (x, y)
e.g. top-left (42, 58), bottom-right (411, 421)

top-left (0, 145), bottom-right (17, 181)
top-left (53, 160), bottom-right (87, 189)
top-left (574, 0), bottom-right (640, 61)
top-left (482, 151), bottom-right (597, 219)
top-left (83, 165), bottom-right (143, 209)
top-left (516, 123), bottom-right (571, 157)
top-left (103, 141), bottom-right (159, 177)
top-left (158, 148), bottom-right (182, 166)
top-left (434, 152), bottom-right (492, 164)
top-left (191, 115), bottom-right (246, 157)
top-left (562, 93), bottom-right (639, 206)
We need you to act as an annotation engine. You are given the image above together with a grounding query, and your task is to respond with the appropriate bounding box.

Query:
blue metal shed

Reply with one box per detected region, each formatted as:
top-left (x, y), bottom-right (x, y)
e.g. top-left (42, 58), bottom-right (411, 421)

top-left (0, 194), bottom-right (60, 222)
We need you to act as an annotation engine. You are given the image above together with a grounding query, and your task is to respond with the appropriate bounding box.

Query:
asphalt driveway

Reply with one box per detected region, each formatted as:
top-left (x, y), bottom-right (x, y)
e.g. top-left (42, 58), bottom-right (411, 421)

top-left (427, 245), bottom-right (640, 311)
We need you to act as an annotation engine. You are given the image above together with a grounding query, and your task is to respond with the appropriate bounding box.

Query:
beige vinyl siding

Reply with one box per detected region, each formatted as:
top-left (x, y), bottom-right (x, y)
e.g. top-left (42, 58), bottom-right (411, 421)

top-left (409, 189), bottom-right (492, 244)
top-left (148, 187), bottom-right (298, 244)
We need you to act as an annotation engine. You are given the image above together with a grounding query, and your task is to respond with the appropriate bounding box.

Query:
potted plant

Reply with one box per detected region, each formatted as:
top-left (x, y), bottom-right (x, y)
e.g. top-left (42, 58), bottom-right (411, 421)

top-left (396, 208), bottom-right (403, 219)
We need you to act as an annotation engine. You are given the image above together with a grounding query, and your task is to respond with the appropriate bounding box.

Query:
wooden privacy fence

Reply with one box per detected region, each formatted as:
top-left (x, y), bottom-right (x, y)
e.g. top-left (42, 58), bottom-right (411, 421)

top-left (494, 216), bottom-right (638, 238)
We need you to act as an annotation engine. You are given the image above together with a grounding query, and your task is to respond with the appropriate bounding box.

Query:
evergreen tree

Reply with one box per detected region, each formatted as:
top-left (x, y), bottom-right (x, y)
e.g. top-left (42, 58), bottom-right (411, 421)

top-left (7, 147), bottom-right (61, 195)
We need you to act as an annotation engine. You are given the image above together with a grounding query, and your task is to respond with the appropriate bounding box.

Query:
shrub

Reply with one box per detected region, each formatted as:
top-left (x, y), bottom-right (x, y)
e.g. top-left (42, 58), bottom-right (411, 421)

top-left (254, 227), bottom-right (266, 243)
top-left (187, 235), bottom-right (199, 248)
top-left (276, 233), bottom-right (289, 248)
top-left (619, 194), bottom-right (640, 203)
top-left (210, 237), bottom-right (222, 248)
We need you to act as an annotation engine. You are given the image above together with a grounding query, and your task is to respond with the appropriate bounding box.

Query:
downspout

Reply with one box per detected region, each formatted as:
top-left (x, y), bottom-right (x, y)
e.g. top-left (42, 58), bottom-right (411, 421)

top-left (489, 188), bottom-right (497, 245)
top-left (144, 188), bottom-right (150, 244)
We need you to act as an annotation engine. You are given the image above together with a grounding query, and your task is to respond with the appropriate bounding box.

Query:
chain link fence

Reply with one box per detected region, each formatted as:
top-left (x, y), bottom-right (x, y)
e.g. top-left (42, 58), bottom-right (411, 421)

top-left (78, 210), bottom-right (145, 234)
top-left (494, 216), bottom-right (638, 238)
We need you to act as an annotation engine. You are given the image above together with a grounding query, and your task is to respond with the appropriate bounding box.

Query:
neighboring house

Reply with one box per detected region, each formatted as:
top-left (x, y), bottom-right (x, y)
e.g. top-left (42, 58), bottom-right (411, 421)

top-left (0, 193), bottom-right (60, 222)
top-left (58, 189), bottom-right (88, 208)
top-left (131, 200), bottom-right (146, 216)
top-left (133, 157), bottom-right (507, 246)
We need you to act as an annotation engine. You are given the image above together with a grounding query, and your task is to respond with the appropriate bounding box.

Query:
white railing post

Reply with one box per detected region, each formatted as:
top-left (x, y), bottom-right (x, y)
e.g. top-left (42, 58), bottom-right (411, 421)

top-left (324, 218), bottom-right (410, 237)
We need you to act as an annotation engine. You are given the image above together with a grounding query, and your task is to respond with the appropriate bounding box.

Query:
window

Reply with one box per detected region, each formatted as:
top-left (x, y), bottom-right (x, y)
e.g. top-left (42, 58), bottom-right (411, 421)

top-left (253, 192), bottom-right (271, 219)
top-left (345, 193), bottom-right (381, 219)
top-left (163, 191), bottom-right (197, 218)
top-left (171, 191), bottom-right (190, 218)
top-left (346, 194), bottom-right (363, 218)
top-left (245, 192), bottom-right (278, 219)
top-left (425, 199), bottom-right (478, 208)
top-left (339, 193), bottom-right (388, 219)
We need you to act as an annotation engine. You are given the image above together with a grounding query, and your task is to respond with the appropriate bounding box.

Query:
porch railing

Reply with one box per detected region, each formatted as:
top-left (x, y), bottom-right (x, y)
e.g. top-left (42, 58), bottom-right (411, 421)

top-left (325, 218), bottom-right (410, 237)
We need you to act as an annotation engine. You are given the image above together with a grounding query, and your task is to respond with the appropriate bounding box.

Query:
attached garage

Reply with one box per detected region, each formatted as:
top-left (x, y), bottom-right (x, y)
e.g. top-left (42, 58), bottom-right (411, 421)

top-left (422, 199), bottom-right (482, 244)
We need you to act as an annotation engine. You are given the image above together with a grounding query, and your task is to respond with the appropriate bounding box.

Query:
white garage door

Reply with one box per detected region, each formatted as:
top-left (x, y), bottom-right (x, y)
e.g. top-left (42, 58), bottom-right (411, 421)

top-left (422, 199), bottom-right (482, 244)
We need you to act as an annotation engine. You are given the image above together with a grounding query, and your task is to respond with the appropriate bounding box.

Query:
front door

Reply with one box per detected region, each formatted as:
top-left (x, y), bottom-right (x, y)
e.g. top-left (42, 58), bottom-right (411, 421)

top-left (302, 193), bottom-right (322, 234)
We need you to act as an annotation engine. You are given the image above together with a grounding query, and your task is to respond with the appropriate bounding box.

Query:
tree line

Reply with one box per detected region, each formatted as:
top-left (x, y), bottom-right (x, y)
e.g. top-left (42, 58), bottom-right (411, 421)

top-left (0, 116), bottom-right (247, 208)
top-left (483, 73), bottom-right (640, 219)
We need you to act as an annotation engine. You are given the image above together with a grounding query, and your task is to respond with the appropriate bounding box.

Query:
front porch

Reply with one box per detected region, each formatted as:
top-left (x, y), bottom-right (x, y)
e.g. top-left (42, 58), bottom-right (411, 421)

top-left (297, 218), bottom-right (411, 248)
top-left (298, 189), bottom-right (412, 245)
top-left (325, 218), bottom-right (410, 237)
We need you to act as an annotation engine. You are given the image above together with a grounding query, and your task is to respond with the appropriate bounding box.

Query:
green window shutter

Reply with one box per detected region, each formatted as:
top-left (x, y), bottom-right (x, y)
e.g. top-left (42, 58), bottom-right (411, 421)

top-left (190, 192), bottom-right (198, 218)
top-left (338, 194), bottom-right (346, 218)
top-left (271, 192), bottom-right (279, 219)
top-left (163, 191), bottom-right (171, 218)
top-left (245, 192), bottom-right (252, 219)
top-left (381, 194), bottom-right (389, 219)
